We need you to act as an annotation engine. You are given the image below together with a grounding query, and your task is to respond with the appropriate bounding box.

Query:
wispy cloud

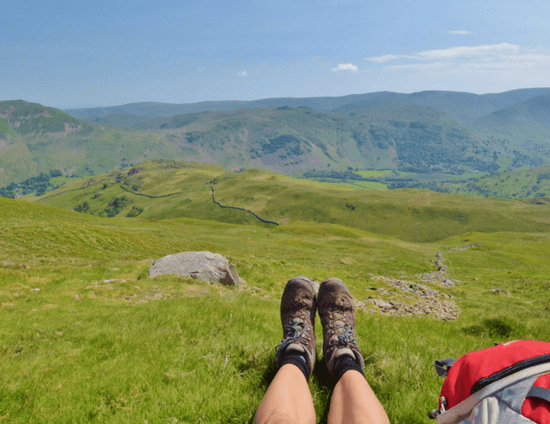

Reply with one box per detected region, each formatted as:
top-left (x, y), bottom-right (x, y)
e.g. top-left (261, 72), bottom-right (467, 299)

top-left (449, 30), bottom-right (472, 35)
top-left (419, 43), bottom-right (520, 60)
top-left (366, 54), bottom-right (413, 64)
top-left (366, 43), bottom-right (521, 63)
top-left (236, 70), bottom-right (248, 77)
top-left (331, 63), bottom-right (358, 73)
top-left (364, 43), bottom-right (550, 92)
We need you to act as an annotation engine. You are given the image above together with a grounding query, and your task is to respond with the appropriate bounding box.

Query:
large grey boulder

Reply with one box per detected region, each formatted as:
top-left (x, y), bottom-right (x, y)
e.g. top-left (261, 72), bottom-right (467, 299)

top-left (149, 251), bottom-right (240, 287)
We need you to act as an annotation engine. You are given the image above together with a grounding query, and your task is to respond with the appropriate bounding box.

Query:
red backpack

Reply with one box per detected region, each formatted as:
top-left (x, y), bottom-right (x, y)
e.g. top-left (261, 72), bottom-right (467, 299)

top-left (430, 340), bottom-right (550, 423)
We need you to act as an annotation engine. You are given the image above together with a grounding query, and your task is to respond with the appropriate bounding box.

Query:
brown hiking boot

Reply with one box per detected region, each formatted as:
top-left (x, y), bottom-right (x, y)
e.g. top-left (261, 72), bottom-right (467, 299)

top-left (318, 277), bottom-right (364, 377)
top-left (274, 276), bottom-right (317, 378)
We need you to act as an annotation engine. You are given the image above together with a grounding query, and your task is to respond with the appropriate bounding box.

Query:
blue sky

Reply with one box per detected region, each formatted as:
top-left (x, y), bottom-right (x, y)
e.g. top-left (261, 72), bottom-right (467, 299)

top-left (2, 0), bottom-right (549, 108)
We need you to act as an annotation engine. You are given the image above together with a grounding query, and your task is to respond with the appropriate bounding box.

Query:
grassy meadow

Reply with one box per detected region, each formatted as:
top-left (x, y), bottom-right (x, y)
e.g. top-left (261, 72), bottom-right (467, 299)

top-left (2, 161), bottom-right (550, 423)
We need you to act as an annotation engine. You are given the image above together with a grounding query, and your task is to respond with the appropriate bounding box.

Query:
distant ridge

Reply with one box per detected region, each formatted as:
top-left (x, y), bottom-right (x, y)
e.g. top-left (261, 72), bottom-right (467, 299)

top-left (65, 92), bottom-right (395, 117)
top-left (65, 88), bottom-right (550, 125)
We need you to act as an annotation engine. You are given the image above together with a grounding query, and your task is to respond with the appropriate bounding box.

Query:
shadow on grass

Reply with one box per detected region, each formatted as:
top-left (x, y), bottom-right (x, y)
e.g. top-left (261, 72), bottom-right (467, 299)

top-left (311, 357), bottom-right (334, 424)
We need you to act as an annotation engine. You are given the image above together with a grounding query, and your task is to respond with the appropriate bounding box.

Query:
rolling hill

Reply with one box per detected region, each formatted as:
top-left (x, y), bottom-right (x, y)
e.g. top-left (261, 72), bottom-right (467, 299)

top-left (33, 160), bottom-right (550, 243)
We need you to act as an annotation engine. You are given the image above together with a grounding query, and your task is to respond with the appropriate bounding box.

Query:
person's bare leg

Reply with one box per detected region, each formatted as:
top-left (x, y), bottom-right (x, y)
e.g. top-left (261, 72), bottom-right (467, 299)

top-left (256, 277), bottom-right (318, 424)
top-left (318, 278), bottom-right (390, 424)
top-left (328, 370), bottom-right (390, 424)
top-left (255, 364), bottom-right (316, 424)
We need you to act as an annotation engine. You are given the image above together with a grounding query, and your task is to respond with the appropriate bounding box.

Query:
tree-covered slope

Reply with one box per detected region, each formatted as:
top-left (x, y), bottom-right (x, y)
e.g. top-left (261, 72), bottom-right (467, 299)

top-left (1, 100), bottom-right (503, 188)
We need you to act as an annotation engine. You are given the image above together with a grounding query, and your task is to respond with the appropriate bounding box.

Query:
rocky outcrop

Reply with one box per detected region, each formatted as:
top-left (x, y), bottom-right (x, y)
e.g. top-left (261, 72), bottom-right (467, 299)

top-left (149, 251), bottom-right (240, 288)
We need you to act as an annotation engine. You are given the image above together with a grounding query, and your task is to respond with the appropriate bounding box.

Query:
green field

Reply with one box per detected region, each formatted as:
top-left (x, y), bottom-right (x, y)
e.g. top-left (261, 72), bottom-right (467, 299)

top-left (333, 180), bottom-right (388, 191)
top-left (2, 161), bottom-right (550, 423)
top-left (355, 170), bottom-right (393, 178)
top-left (444, 166), bottom-right (550, 199)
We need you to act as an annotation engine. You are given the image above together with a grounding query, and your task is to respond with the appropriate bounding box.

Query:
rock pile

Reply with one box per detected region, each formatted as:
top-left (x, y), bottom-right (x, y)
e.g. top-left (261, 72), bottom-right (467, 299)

top-left (358, 276), bottom-right (460, 321)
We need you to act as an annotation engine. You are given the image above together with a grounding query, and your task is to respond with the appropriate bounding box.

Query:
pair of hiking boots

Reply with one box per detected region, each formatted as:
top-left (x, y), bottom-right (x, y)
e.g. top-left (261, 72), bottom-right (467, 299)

top-left (275, 276), bottom-right (364, 379)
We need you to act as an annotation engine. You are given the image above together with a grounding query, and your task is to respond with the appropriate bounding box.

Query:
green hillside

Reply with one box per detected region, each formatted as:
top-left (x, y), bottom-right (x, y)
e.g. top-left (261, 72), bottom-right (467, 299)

top-left (444, 166), bottom-right (550, 199)
top-left (0, 116), bottom-right (38, 185)
top-left (0, 117), bottom-right (18, 138)
top-left (33, 160), bottom-right (550, 243)
top-left (3, 90), bottom-right (550, 191)
top-left (2, 168), bottom-right (550, 422)
top-left (0, 100), bottom-right (91, 136)
top-left (1, 100), bottom-right (498, 188)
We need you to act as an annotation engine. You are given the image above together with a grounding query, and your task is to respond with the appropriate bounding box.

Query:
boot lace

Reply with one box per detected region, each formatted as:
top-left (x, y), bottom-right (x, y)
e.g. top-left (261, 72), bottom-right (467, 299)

top-left (327, 323), bottom-right (357, 347)
top-left (275, 319), bottom-right (311, 358)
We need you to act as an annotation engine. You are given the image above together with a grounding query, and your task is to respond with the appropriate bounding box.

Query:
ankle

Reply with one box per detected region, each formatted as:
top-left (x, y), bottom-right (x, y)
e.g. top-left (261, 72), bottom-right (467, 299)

top-left (333, 354), bottom-right (364, 384)
top-left (281, 349), bottom-right (311, 380)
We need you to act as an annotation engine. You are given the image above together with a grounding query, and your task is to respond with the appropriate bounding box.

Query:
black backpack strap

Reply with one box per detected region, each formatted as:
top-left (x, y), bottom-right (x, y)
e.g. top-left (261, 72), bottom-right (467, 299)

top-left (434, 358), bottom-right (456, 377)
top-left (527, 386), bottom-right (550, 403)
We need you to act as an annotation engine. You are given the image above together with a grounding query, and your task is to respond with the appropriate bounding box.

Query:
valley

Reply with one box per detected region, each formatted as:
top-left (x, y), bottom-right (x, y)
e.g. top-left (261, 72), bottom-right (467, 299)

top-left (2, 89), bottom-right (550, 196)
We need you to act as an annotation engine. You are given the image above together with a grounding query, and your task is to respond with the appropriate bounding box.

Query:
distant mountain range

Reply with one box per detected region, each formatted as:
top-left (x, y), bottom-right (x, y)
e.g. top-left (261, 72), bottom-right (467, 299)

top-left (1, 89), bottom-right (550, 188)
top-left (66, 88), bottom-right (550, 125)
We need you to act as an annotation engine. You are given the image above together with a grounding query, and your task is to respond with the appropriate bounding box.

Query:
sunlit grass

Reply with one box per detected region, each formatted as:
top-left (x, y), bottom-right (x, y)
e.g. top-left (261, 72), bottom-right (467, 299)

top-left (2, 171), bottom-right (550, 423)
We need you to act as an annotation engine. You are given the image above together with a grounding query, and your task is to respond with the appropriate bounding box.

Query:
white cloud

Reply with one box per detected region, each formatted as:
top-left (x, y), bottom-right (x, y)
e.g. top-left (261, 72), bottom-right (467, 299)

top-left (449, 30), bottom-right (472, 35)
top-left (365, 54), bottom-right (410, 64)
top-left (363, 43), bottom-right (550, 93)
top-left (331, 63), bottom-right (358, 73)
top-left (236, 70), bottom-right (248, 77)
top-left (366, 43), bottom-right (521, 63)
top-left (418, 43), bottom-right (520, 60)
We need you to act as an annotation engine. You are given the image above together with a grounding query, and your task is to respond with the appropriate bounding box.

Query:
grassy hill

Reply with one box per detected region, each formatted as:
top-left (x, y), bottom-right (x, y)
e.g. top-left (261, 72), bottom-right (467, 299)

top-left (473, 94), bottom-right (550, 135)
top-left (0, 115), bottom-right (38, 184)
top-left (34, 160), bottom-right (550, 244)
top-left (2, 166), bottom-right (550, 422)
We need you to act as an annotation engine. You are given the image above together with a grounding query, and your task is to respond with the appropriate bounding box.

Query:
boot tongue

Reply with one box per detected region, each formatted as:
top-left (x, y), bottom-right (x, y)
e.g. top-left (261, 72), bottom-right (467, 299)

top-left (333, 347), bottom-right (355, 361)
top-left (286, 343), bottom-right (306, 355)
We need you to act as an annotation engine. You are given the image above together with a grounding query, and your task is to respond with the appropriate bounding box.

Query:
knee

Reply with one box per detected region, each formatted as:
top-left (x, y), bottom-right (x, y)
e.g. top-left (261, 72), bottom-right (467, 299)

top-left (255, 411), bottom-right (301, 424)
